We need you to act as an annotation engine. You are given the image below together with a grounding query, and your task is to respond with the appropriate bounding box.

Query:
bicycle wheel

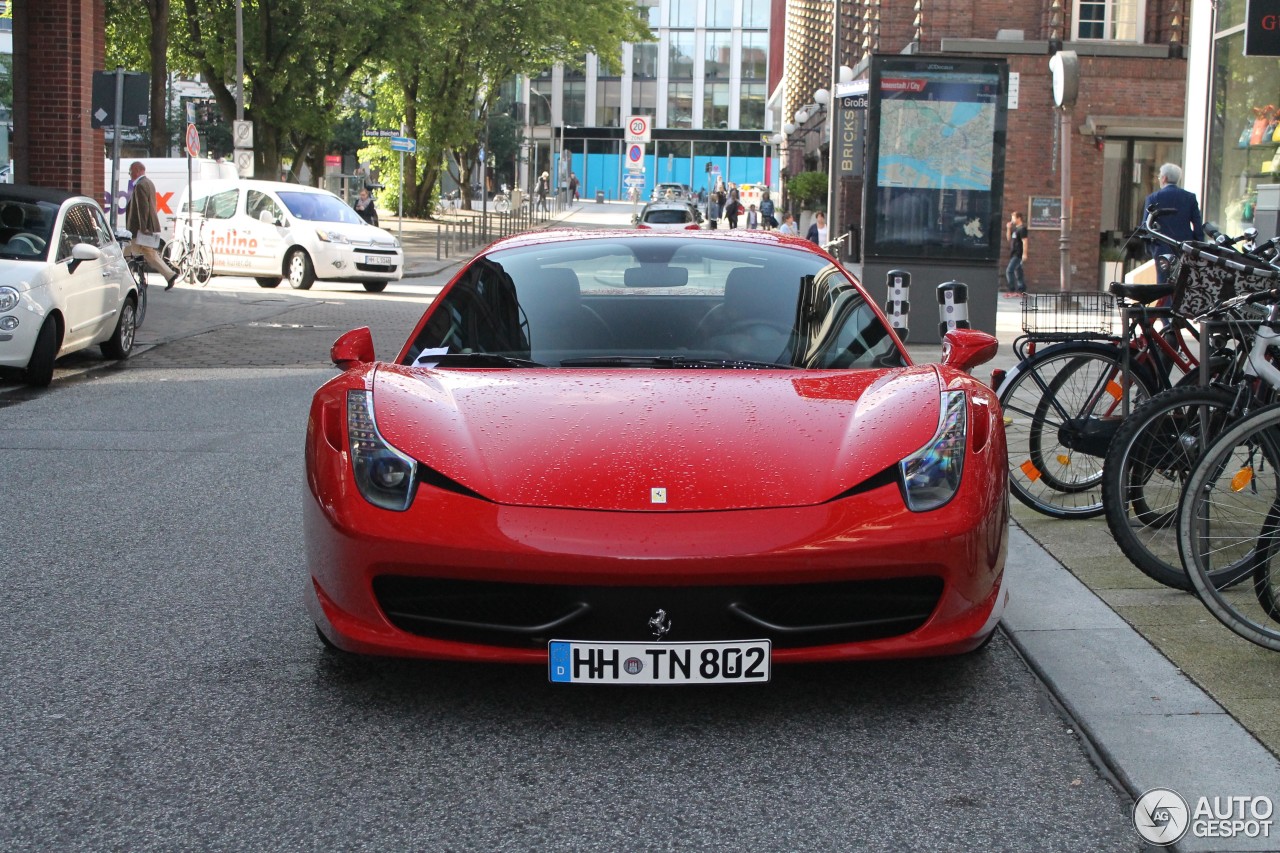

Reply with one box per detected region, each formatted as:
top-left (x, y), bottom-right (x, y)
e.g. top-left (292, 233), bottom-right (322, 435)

top-left (191, 244), bottom-right (213, 285)
top-left (1102, 385), bottom-right (1240, 590)
top-left (132, 263), bottom-right (148, 327)
top-left (162, 238), bottom-right (187, 269)
top-left (1179, 404), bottom-right (1280, 650)
top-left (999, 341), bottom-right (1157, 519)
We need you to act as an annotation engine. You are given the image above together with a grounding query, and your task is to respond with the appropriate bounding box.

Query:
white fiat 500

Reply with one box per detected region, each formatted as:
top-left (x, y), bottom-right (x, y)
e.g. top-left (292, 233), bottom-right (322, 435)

top-left (172, 179), bottom-right (404, 293)
top-left (0, 186), bottom-right (140, 386)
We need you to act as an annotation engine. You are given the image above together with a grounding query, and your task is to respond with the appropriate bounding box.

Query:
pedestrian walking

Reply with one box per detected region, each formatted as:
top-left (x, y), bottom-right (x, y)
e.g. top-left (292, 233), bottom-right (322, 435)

top-left (1004, 211), bottom-right (1028, 297)
top-left (746, 204), bottom-right (760, 229)
top-left (806, 211), bottom-right (828, 247)
top-left (536, 172), bottom-right (550, 213)
top-left (726, 183), bottom-right (740, 229)
top-left (777, 213), bottom-right (798, 236)
top-left (568, 172), bottom-right (579, 202)
top-left (353, 187), bottom-right (379, 227)
top-left (707, 184), bottom-right (723, 229)
top-left (125, 161), bottom-right (178, 290)
top-left (759, 192), bottom-right (776, 230)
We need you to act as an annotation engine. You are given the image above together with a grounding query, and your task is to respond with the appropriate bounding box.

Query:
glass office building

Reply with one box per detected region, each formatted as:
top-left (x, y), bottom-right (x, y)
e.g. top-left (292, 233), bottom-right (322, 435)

top-left (524, 0), bottom-right (776, 200)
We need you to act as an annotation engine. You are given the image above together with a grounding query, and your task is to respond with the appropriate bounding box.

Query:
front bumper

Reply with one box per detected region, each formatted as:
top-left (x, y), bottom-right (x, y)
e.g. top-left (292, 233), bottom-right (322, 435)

top-left (305, 451), bottom-right (1008, 663)
top-left (312, 243), bottom-right (404, 281)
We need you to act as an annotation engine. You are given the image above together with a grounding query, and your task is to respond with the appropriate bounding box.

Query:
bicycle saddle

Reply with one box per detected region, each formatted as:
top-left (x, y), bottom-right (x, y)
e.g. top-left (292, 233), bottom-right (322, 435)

top-left (1108, 282), bottom-right (1175, 303)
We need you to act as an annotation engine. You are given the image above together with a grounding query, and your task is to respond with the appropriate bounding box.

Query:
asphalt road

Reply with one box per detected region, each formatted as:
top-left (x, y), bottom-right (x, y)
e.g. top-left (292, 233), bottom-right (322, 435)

top-left (0, 284), bottom-right (1143, 850)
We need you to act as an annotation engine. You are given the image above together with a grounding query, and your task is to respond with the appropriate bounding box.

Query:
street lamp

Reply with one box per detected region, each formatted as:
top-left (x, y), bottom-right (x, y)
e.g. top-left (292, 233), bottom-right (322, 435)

top-left (528, 86), bottom-right (552, 196)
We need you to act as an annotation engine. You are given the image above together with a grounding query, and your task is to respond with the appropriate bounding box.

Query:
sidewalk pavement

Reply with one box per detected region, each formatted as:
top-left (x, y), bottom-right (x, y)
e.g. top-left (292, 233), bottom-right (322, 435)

top-left (12, 203), bottom-right (1280, 849)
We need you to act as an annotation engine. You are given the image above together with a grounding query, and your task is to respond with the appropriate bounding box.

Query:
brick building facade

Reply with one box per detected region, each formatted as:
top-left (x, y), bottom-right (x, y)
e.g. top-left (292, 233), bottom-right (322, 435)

top-left (783, 0), bottom-right (1188, 291)
top-left (12, 0), bottom-right (106, 198)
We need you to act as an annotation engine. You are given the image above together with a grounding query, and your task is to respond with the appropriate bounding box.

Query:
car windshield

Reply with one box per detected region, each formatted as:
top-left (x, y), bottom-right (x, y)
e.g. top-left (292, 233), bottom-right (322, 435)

top-left (277, 191), bottom-right (364, 224)
top-left (644, 209), bottom-right (692, 224)
top-left (402, 236), bottom-right (907, 370)
top-left (0, 198), bottom-right (59, 261)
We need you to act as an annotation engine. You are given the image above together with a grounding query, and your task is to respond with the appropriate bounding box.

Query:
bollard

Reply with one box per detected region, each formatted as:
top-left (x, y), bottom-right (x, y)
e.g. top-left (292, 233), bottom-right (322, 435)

top-left (937, 280), bottom-right (970, 338)
top-left (884, 269), bottom-right (910, 342)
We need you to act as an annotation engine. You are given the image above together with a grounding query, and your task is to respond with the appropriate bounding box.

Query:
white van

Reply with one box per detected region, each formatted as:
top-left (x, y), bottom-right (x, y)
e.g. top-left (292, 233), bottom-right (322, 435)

top-left (173, 179), bottom-right (403, 292)
top-left (103, 157), bottom-right (238, 237)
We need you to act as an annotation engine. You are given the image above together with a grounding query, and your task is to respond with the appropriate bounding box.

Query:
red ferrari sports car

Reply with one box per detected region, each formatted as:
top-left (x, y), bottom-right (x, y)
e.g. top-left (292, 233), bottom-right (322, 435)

top-left (305, 229), bottom-right (1008, 684)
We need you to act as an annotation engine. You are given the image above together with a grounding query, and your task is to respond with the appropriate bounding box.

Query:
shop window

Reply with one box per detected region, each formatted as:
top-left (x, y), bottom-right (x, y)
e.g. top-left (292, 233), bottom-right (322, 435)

top-left (705, 31), bottom-right (732, 78)
top-left (669, 31), bottom-right (695, 79)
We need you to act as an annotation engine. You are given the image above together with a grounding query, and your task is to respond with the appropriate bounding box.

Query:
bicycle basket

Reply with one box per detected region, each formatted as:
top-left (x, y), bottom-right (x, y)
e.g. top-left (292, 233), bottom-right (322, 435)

top-left (1171, 246), bottom-right (1280, 316)
top-left (1021, 292), bottom-right (1117, 339)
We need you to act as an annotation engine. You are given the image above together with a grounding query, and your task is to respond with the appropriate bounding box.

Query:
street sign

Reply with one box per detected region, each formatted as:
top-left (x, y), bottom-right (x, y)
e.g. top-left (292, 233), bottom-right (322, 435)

top-left (234, 149), bottom-right (254, 178)
top-left (185, 123), bottom-right (201, 158)
top-left (233, 120), bottom-right (253, 149)
top-left (91, 70), bottom-right (149, 128)
top-left (626, 143), bottom-right (645, 168)
top-left (390, 136), bottom-right (417, 154)
top-left (363, 129), bottom-right (398, 138)
top-left (625, 115), bottom-right (651, 144)
top-left (623, 174), bottom-right (646, 187)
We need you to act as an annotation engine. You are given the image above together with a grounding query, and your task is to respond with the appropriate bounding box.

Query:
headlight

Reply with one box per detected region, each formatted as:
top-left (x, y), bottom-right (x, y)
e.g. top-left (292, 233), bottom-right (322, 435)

top-left (0, 286), bottom-right (18, 312)
top-left (899, 391), bottom-right (967, 512)
top-left (347, 390), bottom-right (418, 511)
top-left (316, 229), bottom-right (351, 244)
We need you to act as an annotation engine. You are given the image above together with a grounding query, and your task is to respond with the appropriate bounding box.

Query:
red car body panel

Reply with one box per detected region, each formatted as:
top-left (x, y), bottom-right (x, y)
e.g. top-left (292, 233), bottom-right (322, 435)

top-left (369, 364), bottom-right (943, 511)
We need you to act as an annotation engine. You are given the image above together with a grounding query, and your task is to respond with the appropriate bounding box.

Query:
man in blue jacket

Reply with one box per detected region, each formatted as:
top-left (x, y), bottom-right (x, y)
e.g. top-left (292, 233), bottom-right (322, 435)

top-left (1144, 163), bottom-right (1203, 284)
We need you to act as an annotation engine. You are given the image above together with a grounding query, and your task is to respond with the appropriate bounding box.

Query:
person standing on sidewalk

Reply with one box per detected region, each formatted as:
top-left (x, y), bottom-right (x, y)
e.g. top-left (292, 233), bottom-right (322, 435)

top-left (125, 161), bottom-right (178, 290)
top-left (568, 172), bottom-right (579, 202)
top-left (353, 187), bottom-right (379, 227)
top-left (1004, 211), bottom-right (1028, 297)
top-left (1144, 163), bottom-right (1203, 285)
top-left (536, 172), bottom-right (550, 213)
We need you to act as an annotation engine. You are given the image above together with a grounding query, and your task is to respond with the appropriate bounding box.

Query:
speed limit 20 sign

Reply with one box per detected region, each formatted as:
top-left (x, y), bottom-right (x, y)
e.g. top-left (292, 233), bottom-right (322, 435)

top-left (625, 115), bottom-right (651, 143)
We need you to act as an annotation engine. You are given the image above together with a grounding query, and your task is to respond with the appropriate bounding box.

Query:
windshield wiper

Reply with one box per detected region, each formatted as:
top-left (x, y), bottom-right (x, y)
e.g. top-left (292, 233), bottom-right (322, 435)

top-left (415, 353), bottom-right (546, 368)
top-left (557, 355), bottom-right (794, 370)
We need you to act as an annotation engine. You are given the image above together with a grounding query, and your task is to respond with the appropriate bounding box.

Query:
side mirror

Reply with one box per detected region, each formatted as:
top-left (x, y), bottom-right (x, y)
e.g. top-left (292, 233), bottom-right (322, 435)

top-left (941, 328), bottom-right (999, 372)
top-left (331, 326), bottom-right (375, 369)
top-left (67, 242), bottom-right (102, 274)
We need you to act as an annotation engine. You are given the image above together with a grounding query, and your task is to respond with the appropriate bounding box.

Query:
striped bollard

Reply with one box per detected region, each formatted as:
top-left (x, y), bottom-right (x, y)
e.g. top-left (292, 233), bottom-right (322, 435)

top-left (937, 280), bottom-right (970, 338)
top-left (884, 269), bottom-right (910, 342)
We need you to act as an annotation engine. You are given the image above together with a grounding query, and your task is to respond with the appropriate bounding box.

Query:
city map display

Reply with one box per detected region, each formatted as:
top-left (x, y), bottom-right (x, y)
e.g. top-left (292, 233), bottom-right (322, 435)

top-left (877, 98), bottom-right (995, 191)
top-left (866, 61), bottom-right (1006, 261)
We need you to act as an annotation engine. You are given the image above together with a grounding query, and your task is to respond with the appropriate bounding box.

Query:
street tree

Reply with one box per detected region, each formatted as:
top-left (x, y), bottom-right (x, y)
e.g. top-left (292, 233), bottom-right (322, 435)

top-left (174, 0), bottom-right (405, 180)
top-left (376, 0), bottom-right (650, 215)
top-left (105, 0), bottom-right (171, 157)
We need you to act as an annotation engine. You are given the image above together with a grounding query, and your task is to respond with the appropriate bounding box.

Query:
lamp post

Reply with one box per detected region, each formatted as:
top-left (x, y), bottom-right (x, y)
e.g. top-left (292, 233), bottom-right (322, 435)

top-left (529, 86), bottom-right (552, 197)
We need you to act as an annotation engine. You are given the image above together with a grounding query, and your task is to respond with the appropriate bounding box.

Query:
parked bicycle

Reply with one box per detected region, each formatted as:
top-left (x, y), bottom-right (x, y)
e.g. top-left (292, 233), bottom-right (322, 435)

top-left (163, 217), bottom-right (213, 286)
top-left (1096, 223), bottom-right (1280, 589)
top-left (115, 227), bottom-right (147, 328)
top-left (1179, 287), bottom-right (1280, 649)
top-left (998, 206), bottom-right (1272, 521)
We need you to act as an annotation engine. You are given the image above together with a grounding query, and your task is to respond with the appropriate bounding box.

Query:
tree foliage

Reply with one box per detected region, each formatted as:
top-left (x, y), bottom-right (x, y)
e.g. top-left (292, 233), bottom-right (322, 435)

top-left (104, 0), bottom-right (650, 206)
top-left (787, 171), bottom-right (829, 210)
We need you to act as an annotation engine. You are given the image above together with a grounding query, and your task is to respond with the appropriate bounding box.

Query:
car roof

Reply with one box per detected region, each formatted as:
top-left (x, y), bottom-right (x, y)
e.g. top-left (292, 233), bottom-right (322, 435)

top-left (643, 200), bottom-right (695, 210)
top-left (0, 185), bottom-right (78, 205)
top-left (183, 178), bottom-right (333, 196)
top-left (482, 227), bottom-right (827, 256)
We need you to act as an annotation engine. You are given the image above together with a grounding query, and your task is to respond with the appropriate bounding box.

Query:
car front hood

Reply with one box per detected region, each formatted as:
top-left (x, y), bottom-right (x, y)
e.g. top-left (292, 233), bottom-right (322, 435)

top-left (371, 365), bottom-right (944, 511)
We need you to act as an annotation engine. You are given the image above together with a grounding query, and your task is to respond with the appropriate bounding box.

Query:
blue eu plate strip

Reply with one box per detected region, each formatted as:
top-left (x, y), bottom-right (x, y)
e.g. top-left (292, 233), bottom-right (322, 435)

top-left (549, 641), bottom-right (572, 683)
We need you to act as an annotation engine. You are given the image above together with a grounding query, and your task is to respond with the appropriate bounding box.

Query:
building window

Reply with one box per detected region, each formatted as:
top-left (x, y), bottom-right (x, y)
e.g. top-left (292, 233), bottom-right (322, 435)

top-left (637, 0), bottom-right (659, 28)
top-left (1073, 0), bottom-right (1141, 40)
top-left (669, 31), bottom-right (695, 78)
top-left (597, 80), bottom-right (621, 127)
top-left (633, 43), bottom-right (658, 78)
top-left (705, 82), bottom-right (730, 129)
top-left (668, 82), bottom-right (694, 128)
top-left (564, 55), bottom-right (587, 79)
top-left (670, 0), bottom-right (696, 27)
top-left (707, 0), bottom-right (734, 28)
top-left (741, 31), bottom-right (767, 80)
top-left (705, 31), bottom-right (732, 78)
top-left (531, 79), bottom-right (553, 126)
top-left (739, 82), bottom-right (766, 129)
top-left (743, 0), bottom-right (770, 29)
top-left (632, 79), bottom-right (658, 117)
top-left (563, 81), bottom-right (586, 126)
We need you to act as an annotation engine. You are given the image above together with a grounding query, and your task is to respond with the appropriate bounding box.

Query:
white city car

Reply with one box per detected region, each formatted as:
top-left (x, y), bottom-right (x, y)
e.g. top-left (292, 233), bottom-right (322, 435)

top-left (0, 186), bottom-right (140, 386)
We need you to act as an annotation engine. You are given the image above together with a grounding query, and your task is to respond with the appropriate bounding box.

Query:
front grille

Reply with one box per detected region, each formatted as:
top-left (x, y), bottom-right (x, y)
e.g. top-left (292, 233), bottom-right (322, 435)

top-left (355, 261), bottom-right (400, 273)
top-left (372, 576), bottom-right (944, 649)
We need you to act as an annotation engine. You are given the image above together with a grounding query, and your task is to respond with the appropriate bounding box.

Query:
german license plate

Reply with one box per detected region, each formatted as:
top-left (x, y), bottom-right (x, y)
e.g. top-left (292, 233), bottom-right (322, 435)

top-left (363, 255), bottom-right (393, 266)
top-left (548, 640), bottom-right (770, 685)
